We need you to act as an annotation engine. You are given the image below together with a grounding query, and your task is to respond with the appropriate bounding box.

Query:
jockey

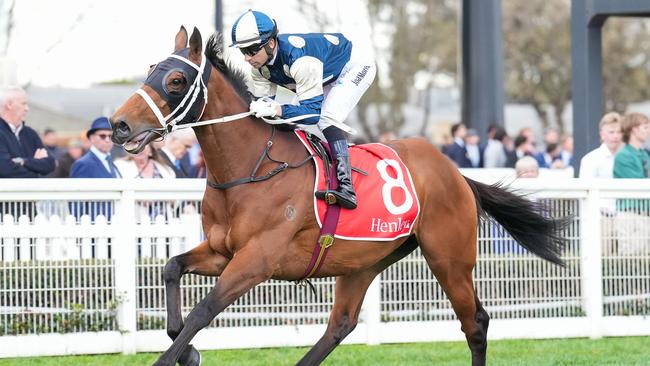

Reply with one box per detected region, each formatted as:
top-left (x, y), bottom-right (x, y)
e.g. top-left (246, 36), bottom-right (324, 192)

top-left (231, 9), bottom-right (376, 210)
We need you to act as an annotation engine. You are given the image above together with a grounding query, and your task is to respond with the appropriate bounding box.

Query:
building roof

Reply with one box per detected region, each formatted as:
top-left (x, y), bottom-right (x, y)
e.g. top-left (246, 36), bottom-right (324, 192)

top-left (26, 84), bottom-right (138, 135)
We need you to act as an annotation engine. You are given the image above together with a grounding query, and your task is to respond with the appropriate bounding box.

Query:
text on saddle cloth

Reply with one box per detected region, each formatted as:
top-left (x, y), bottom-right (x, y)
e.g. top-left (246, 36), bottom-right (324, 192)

top-left (295, 130), bottom-right (420, 241)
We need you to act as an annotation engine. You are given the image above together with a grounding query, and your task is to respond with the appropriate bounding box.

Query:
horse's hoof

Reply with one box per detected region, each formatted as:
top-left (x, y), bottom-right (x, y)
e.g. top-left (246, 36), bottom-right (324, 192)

top-left (179, 345), bottom-right (201, 366)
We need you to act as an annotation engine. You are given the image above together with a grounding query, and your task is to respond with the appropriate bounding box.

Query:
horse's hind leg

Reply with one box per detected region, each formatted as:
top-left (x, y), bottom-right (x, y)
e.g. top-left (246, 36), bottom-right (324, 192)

top-left (296, 237), bottom-right (418, 366)
top-left (163, 241), bottom-right (228, 366)
top-left (419, 228), bottom-right (489, 366)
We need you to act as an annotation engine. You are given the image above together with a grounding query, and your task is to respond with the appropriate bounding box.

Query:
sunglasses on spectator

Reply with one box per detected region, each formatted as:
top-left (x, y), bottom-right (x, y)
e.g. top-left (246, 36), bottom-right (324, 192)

top-left (96, 133), bottom-right (113, 141)
top-left (239, 41), bottom-right (269, 57)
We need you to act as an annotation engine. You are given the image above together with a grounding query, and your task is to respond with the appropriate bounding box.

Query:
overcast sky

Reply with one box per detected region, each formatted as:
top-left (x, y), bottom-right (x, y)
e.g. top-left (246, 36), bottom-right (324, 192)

top-left (3, 0), bottom-right (374, 87)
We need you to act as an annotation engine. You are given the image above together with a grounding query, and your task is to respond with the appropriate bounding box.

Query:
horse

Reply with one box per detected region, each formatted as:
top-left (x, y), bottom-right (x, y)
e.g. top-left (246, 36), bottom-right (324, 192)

top-left (110, 26), bottom-right (567, 366)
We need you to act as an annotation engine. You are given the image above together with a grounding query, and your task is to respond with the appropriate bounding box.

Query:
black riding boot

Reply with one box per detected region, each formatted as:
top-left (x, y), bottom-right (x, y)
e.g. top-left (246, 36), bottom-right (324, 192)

top-left (315, 139), bottom-right (357, 209)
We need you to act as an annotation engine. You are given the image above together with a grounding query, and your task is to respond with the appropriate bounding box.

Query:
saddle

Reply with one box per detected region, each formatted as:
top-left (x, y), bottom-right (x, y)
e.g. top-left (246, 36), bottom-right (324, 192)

top-left (295, 130), bottom-right (420, 279)
top-left (295, 130), bottom-right (420, 241)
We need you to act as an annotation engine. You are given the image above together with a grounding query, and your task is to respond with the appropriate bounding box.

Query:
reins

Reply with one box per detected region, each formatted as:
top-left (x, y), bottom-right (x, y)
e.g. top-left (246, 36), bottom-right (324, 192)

top-left (206, 125), bottom-right (315, 190)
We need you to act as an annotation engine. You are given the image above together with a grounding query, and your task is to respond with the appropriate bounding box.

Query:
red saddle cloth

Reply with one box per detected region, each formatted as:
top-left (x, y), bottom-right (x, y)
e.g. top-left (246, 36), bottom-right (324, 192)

top-left (295, 130), bottom-right (420, 241)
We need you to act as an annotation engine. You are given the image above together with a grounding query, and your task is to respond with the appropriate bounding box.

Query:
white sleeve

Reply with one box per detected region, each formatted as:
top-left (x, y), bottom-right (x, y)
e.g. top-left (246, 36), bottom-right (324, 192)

top-left (482, 144), bottom-right (499, 168)
top-left (289, 56), bottom-right (324, 102)
top-left (578, 153), bottom-right (594, 179)
top-left (250, 68), bottom-right (277, 98)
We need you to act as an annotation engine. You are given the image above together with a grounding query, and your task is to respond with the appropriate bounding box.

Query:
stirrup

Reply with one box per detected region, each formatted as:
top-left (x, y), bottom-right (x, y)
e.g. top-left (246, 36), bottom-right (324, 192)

top-left (315, 190), bottom-right (357, 209)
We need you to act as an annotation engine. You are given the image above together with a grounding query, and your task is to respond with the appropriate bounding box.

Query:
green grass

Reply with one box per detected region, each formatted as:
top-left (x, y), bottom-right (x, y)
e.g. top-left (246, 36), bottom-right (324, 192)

top-left (0, 337), bottom-right (647, 365)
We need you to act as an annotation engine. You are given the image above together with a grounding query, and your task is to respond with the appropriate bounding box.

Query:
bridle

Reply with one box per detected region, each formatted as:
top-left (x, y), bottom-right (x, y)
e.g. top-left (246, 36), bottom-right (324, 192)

top-left (119, 48), bottom-right (251, 153)
top-left (136, 49), bottom-right (212, 131)
top-left (119, 46), bottom-right (318, 154)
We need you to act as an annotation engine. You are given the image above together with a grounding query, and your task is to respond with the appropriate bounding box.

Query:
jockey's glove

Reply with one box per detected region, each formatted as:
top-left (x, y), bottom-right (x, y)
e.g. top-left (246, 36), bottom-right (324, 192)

top-left (249, 97), bottom-right (280, 118)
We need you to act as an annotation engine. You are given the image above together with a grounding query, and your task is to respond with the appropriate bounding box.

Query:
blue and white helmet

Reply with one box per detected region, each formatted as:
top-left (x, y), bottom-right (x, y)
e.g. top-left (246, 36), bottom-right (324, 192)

top-left (230, 10), bottom-right (278, 48)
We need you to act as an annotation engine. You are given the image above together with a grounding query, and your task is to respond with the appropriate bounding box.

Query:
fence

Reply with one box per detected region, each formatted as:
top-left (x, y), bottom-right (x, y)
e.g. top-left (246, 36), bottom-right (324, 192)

top-left (1, 177), bottom-right (649, 358)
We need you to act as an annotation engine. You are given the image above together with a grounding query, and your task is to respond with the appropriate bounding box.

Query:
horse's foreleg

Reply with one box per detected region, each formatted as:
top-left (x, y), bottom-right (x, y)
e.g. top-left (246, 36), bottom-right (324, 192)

top-left (297, 237), bottom-right (418, 366)
top-left (164, 241), bottom-right (227, 339)
top-left (154, 244), bottom-right (273, 366)
top-left (163, 241), bottom-right (228, 366)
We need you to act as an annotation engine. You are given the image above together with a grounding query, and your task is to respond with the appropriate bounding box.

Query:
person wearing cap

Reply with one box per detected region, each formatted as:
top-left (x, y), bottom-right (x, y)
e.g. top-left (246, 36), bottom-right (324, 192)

top-left (70, 117), bottom-right (122, 178)
top-left (0, 86), bottom-right (55, 178)
top-left (230, 9), bottom-right (377, 209)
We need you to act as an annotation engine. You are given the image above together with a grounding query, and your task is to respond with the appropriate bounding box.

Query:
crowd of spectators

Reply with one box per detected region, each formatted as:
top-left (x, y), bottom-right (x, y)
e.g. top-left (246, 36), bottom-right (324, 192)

top-left (2, 85), bottom-right (649, 184)
top-left (441, 122), bottom-right (574, 176)
top-left (0, 87), bottom-right (205, 180)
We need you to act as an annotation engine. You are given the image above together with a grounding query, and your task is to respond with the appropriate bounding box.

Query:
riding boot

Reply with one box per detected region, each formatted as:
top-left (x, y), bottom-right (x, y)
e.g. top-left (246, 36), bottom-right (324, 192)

top-left (315, 139), bottom-right (357, 209)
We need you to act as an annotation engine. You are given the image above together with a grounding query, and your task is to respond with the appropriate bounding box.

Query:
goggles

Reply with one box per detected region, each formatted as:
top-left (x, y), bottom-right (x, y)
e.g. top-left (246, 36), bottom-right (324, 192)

top-left (239, 41), bottom-right (269, 57)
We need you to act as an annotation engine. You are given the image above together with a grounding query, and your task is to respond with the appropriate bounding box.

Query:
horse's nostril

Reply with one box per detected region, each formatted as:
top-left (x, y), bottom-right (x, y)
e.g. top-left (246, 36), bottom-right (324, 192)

top-left (117, 121), bottom-right (130, 134)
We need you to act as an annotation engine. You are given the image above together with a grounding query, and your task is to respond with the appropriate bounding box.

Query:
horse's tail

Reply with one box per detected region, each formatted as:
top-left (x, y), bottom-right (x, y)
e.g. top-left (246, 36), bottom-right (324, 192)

top-left (463, 176), bottom-right (569, 266)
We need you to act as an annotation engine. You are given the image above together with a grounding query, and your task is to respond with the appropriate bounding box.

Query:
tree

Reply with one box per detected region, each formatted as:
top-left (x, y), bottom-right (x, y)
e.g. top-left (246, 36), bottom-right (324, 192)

top-left (503, 0), bottom-right (650, 133)
top-left (602, 18), bottom-right (650, 113)
top-left (502, 0), bottom-right (572, 133)
top-left (361, 0), bottom-right (458, 141)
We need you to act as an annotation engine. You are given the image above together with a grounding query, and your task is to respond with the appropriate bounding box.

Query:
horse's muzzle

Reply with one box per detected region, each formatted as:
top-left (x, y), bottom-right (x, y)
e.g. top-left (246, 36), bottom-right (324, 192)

top-left (112, 120), bottom-right (131, 145)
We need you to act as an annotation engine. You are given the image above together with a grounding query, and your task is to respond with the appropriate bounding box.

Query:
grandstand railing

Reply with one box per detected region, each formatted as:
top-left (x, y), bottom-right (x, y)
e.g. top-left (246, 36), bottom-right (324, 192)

top-left (0, 177), bottom-right (649, 357)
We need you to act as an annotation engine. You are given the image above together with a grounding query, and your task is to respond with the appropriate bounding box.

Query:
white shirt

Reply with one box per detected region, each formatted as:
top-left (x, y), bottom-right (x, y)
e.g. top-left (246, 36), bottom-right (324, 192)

top-left (113, 159), bottom-right (176, 179)
top-left (483, 139), bottom-right (507, 168)
top-left (160, 147), bottom-right (178, 167)
top-left (7, 121), bottom-right (23, 138)
top-left (579, 143), bottom-right (617, 179)
top-left (466, 144), bottom-right (481, 167)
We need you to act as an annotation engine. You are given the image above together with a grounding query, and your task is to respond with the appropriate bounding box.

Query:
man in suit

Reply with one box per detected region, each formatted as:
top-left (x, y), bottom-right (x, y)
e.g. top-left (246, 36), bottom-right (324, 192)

top-left (0, 86), bottom-right (55, 178)
top-left (158, 130), bottom-right (194, 178)
top-left (465, 128), bottom-right (484, 168)
top-left (69, 117), bottom-right (121, 220)
top-left (0, 86), bottom-right (55, 221)
top-left (444, 122), bottom-right (472, 168)
top-left (70, 117), bottom-right (121, 178)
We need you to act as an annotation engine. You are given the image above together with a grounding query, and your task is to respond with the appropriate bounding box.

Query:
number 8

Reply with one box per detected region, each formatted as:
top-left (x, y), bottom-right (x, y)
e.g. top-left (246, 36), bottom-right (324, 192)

top-left (376, 159), bottom-right (413, 215)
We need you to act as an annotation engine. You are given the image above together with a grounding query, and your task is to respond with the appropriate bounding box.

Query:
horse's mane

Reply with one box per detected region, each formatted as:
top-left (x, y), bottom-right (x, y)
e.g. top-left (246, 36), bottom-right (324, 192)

top-left (205, 33), bottom-right (253, 104)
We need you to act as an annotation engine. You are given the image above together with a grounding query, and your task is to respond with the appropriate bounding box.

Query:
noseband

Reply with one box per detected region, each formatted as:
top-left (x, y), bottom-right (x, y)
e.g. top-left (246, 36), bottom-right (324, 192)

top-left (120, 46), bottom-right (319, 154)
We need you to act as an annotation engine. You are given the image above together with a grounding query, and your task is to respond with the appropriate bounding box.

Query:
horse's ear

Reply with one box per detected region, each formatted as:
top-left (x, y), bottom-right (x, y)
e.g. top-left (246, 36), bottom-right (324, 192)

top-left (174, 26), bottom-right (188, 52)
top-left (188, 27), bottom-right (203, 64)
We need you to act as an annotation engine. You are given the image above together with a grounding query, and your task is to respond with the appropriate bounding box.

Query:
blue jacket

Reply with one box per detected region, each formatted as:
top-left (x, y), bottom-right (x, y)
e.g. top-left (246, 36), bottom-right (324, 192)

top-left (70, 150), bottom-right (121, 178)
top-left (69, 150), bottom-right (120, 221)
top-left (251, 33), bottom-right (352, 124)
top-left (445, 141), bottom-right (472, 168)
top-left (0, 119), bottom-right (55, 178)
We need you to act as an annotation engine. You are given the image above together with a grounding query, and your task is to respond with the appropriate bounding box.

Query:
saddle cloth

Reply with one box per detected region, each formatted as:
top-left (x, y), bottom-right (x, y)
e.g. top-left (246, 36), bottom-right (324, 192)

top-left (295, 130), bottom-right (420, 241)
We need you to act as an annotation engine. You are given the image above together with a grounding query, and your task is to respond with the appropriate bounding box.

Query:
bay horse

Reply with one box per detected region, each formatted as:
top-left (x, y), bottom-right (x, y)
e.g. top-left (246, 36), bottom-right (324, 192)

top-left (110, 27), bottom-right (567, 366)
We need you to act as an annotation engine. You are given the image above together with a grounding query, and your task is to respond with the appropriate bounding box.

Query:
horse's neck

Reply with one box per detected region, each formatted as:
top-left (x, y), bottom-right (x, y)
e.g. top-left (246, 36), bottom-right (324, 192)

top-left (195, 76), bottom-right (270, 185)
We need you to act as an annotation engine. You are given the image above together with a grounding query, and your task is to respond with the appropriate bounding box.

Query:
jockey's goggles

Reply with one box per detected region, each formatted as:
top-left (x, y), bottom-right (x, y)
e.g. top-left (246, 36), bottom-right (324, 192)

top-left (239, 41), bottom-right (269, 57)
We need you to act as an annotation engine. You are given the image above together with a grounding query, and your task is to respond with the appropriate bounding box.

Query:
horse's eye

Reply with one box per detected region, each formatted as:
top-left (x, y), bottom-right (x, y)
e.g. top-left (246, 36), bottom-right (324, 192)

top-left (167, 77), bottom-right (186, 95)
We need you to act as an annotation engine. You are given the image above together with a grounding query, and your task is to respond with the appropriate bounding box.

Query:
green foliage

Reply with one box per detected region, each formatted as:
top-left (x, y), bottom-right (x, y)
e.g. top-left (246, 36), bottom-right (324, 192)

top-left (361, 0), bottom-right (458, 140)
top-left (503, 0), bottom-right (650, 132)
top-left (137, 314), bottom-right (165, 331)
top-left (0, 259), bottom-right (118, 335)
top-left (0, 302), bottom-right (117, 335)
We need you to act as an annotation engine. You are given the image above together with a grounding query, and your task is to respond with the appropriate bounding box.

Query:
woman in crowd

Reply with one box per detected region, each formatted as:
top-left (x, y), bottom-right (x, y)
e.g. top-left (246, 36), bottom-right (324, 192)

top-left (114, 144), bottom-right (175, 179)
